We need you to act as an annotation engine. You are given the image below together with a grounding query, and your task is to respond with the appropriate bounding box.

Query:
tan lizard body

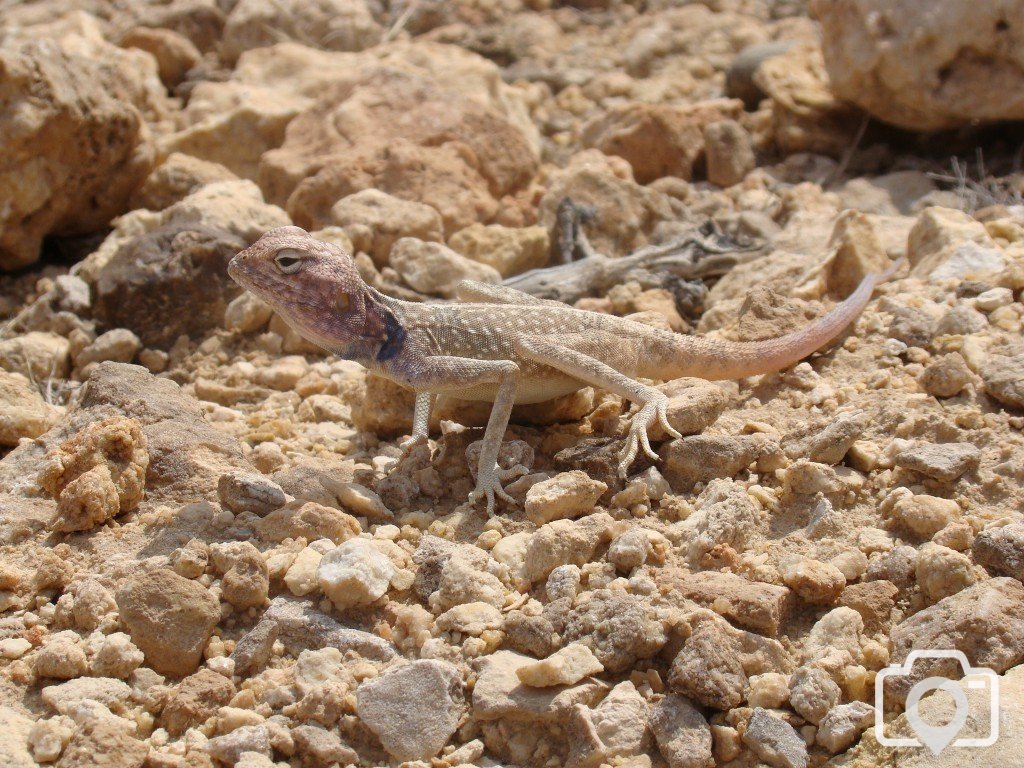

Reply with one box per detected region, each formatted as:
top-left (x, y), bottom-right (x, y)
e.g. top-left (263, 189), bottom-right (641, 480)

top-left (229, 226), bottom-right (900, 514)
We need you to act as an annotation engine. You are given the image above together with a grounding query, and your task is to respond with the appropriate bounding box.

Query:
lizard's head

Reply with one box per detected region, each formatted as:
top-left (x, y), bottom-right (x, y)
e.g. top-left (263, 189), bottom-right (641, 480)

top-left (229, 226), bottom-right (397, 354)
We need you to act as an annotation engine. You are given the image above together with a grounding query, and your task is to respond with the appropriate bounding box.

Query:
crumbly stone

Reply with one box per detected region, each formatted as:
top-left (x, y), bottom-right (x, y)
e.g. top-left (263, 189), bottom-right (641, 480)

top-left (524, 471), bottom-right (607, 525)
top-left (516, 643), bottom-right (604, 687)
top-left (115, 567), bottom-right (220, 677)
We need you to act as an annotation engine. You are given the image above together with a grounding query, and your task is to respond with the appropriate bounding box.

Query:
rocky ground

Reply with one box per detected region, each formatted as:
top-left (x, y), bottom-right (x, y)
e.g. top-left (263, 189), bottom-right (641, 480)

top-left (1, 0), bottom-right (1024, 767)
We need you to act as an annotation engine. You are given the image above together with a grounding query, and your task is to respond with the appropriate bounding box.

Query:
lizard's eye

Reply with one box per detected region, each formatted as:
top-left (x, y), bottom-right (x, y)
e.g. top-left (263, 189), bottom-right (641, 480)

top-left (274, 249), bottom-right (304, 274)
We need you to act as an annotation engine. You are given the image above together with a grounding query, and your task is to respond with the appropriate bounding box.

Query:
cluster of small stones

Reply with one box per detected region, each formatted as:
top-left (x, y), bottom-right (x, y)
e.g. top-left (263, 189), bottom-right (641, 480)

top-left (1, 0), bottom-right (1024, 767)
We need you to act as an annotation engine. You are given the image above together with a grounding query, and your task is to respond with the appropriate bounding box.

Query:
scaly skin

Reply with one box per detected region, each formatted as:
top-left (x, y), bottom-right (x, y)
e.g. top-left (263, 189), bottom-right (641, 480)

top-left (229, 226), bottom-right (901, 515)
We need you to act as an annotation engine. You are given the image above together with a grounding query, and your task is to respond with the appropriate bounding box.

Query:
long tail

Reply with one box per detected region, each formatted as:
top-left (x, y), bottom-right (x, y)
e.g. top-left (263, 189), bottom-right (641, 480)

top-left (648, 259), bottom-right (904, 381)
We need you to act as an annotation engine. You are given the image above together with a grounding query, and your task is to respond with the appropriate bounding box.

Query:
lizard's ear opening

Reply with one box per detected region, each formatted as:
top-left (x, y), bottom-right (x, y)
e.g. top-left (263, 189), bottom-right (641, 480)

top-left (335, 291), bottom-right (351, 313)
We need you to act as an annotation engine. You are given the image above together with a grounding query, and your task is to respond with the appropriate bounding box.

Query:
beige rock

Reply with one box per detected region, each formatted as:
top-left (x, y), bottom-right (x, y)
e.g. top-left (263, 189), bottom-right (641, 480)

top-left (89, 632), bottom-right (144, 679)
top-left (0, 331), bottom-right (71, 381)
top-left (838, 580), bottom-right (897, 634)
top-left (523, 513), bottom-right (614, 583)
top-left (40, 677), bottom-right (132, 716)
top-left (130, 152), bottom-right (238, 212)
top-left (779, 556), bottom-right (846, 605)
top-left (887, 578), bottom-right (1024, 706)
top-left (284, 548), bottom-right (322, 596)
top-left (789, 666), bottom-right (841, 725)
top-left (332, 481), bottom-right (393, 520)
top-left (668, 620), bottom-right (746, 710)
top-left (329, 189), bottom-right (444, 266)
top-left (815, 701), bottom-right (874, 753)
top-left (0, 371), bottom-right (59, 447)
top-left (160, 667), bottom-right (236, 736)
top-left (919, 352), bottom-right (973, 398)
top-left (895, 442), bottom-right (980, 483)
top-left (747, 672), bottom-right (790, 709)
top-left (261, 67), bottom-right (537, 235)
top-left (660, 434), bottom-right (780, 493)
top-left (74, 329), bottom-right (142, 369)
top-left (448, 223), bottom-right (550, 278)
top-left (982, 354), bottom-right (1024, 410)
top-left (472, 650), bottom-right (608, 722)
top-left (651, 379), bottom-right (729, 439)
top-left (753, 41), bottom-right (860, 156)
top-left (120, 26), bottom-right (201, 88)
top-left (255, 501), bottom-right (362, 544)
top-left (703, 119), bottom-right (755, 188)
top-left (813, 0), bottom-right (1024, 130)
top-left (218, 542), bottom-right (270, 610)
top-left (516, 644), bottom-right (604, 688)
top-left (891, 493), bottom-right (962, 538)
top-left (567, 681), bottom-right (650, 767)
top-left (218, 470), bottom-right (286, 516)
top-left (0, 706), bottom-right (35, 768)
top-left (0, 26), bottom-right (168, 269)
top-left (907, 207), bottom-right (997, 278)
top-left (582, 99), bottom-right (743, 184)
top-left (824, 210), bottom-right (890, 299)
top-left (356, 659), bottom-right (464, 761)
top-left (915, 542), bottom-right (977, 603)
top-left (435, 601), bottom-right (503, 636)
top-left (115, 567), bottom-right (220, 677)
top-left (388, 238), bottom-right (501, 297)
top-left (34, 633), bottom-right (88, 679)
top-left (224, 292), bottom-right (273, 334)
top-left (55, 718), bottom-right (147, 768)
top-left (164, 81), bottom-right (307, 181)
top-left (524, 471), bottom-right (607, 525)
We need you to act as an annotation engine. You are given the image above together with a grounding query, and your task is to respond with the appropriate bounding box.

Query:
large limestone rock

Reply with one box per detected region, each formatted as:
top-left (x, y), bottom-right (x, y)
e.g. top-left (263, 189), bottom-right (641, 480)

top-left (812, 0), bottom-right (1024, 130)
top-left (115, 567), bottom-right (220, 677)
top-left (0, 16), bottom-right (169, 270)
top-left (0, 363), bottom-right (247, 503)
top-left (260, 64), bottom-right (538, 235)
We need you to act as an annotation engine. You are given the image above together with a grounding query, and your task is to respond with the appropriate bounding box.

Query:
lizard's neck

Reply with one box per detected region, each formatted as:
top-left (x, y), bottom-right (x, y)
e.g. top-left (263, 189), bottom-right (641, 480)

top-left (328, 287), bottom-right (412, 367)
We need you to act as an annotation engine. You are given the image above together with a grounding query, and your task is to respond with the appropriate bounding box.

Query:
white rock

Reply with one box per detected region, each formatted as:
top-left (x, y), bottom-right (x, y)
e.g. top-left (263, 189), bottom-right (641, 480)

top-left (316, 539), bottom-right (395, 611)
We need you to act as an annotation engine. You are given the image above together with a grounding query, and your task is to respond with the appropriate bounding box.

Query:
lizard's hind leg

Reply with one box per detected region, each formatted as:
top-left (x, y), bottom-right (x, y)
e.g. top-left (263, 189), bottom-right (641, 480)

top-left (513, 336), bottom-right (682, 477)
top-left (411, 356), bottom-right (528, 515)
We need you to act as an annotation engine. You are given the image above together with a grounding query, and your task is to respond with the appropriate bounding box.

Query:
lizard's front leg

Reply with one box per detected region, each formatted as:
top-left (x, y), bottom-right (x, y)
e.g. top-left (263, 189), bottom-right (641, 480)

top-left (514, 336), bottom-right (682, 477)
top-left (408, 356), bottom-right (527, 516)
top-left (399, 392), bottom-right (434, 455)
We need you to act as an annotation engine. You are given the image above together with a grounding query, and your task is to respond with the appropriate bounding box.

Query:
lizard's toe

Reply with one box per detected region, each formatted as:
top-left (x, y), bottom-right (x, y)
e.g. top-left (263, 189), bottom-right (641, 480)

top-left (398, 434), bottom-right (428, 456)
top-left (656, 398), bottom-right (682, 440)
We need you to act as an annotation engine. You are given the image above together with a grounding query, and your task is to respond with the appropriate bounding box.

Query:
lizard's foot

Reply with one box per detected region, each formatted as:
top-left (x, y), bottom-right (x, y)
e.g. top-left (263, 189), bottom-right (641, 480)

top-left (617, 393), bottom-right (681, 477)
top-left (468, 464), bottom-right (530, 516)
top-left (398, 433), bottom-right (428, 457)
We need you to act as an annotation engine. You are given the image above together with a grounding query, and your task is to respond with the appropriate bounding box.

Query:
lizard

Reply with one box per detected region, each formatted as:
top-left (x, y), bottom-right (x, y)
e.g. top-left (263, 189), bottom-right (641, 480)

top-left (229, 225), bottom-right (902, 516)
